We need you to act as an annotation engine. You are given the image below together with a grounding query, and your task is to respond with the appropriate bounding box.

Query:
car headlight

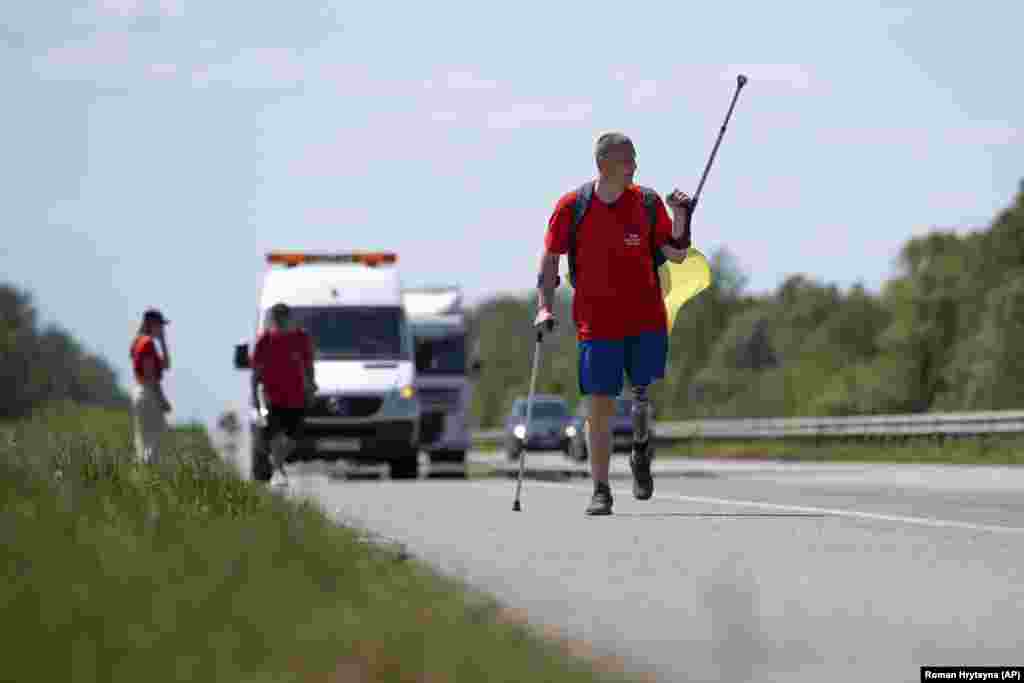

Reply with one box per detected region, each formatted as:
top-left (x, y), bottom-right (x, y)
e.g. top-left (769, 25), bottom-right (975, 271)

top-left (565, 425), bottom-right (577, 438)
top-left (513, 424), bottom-right (526, 439)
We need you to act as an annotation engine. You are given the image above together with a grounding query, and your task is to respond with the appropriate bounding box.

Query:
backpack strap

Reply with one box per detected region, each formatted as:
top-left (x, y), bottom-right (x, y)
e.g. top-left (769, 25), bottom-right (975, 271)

top-left (638, 186), bottom-right (667, 285)
top-left (567, 181), bottom-right (595, 288)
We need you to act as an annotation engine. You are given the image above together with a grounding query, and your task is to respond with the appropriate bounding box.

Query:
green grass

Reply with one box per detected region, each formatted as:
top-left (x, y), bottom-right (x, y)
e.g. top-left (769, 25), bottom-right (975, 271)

top-left (660, 435), bottom-right (1024, 465)
top-left (1, 402), bottom-right (637, 683)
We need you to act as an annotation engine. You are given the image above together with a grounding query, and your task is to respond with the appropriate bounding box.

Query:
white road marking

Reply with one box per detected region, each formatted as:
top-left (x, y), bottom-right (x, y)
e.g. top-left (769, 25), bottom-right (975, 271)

top-left (517, 481), bottom-right (1024, 535)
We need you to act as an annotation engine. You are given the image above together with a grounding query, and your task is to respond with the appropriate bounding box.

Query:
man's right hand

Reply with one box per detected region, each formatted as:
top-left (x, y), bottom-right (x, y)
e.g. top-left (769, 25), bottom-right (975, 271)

top-left (533, 308), bottom-right (557, 338)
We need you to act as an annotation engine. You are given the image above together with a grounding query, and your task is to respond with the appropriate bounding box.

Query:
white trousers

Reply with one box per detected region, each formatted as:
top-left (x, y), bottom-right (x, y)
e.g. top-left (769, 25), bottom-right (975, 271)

top-left (133, 385), bottom-right (167, 464)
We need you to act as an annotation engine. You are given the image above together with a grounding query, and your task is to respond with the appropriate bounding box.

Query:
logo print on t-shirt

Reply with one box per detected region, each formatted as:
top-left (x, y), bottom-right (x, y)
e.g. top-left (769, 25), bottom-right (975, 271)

top-left (624, 232), bottom-right (642, 247)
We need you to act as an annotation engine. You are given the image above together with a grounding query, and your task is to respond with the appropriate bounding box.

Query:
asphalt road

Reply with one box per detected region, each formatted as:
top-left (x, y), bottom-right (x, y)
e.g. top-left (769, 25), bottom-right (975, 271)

top-left (229, 441), bottom-right (1024, 682)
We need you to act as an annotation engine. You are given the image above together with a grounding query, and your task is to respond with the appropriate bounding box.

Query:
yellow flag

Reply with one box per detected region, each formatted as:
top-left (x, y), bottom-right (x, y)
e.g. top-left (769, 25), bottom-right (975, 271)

top-left (658, 248), bottom-right (713, 332)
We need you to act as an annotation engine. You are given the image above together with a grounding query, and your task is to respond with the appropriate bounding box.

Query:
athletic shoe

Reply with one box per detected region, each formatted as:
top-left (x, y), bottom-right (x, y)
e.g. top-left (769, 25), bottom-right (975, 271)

top-left (586, 482), bottom-right (613, 516)
top-left (630, 440), bottom-right (654, 500)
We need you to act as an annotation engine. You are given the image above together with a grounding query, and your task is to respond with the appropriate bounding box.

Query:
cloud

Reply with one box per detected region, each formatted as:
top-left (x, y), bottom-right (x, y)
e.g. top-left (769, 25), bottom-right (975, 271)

top-left (148, 62), bottom-right (178, 77)
top-left (608, 69), bottom-right (667, 109)
top-left (93, 0), bottom-right (142, 17)
top-left (486, 102), bottom-right (593, 130)
top-left (91, 0), bottom-right (184, 18)
top-left (815, 123), bottom-right (1019, 147)
top-left (722, 64), bottom-right (811, 90)
top-left (192, 47), bottom-right (306, 90)
top-left (424, 71), bottom-right (499, 91)
top-left (431, 111), bottom-right (459, 123)
top-left (445, 71), bottom-right (498, 91)
top-left (33, 28), bottom-right (187, 87)
top-left (630, 79), bottom-right (658, 104)
top-left (35, 31), bottom-right (132, 78)
top-left (158, 0), bottom-right (185, 17)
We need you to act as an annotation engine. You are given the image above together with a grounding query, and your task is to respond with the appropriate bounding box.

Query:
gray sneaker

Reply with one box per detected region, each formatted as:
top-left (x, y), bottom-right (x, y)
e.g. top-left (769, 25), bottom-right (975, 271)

top-left (586, 482), bottom-right (613, 516)
top-left (630, 440), bottom-right (654, 500)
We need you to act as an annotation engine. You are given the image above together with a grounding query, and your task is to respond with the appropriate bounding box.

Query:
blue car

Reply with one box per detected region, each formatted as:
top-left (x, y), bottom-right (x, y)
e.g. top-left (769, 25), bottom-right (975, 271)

top-left (503, 395), bottom-right (573, 460)
top-left (567, 396), bottom-right (656, 462)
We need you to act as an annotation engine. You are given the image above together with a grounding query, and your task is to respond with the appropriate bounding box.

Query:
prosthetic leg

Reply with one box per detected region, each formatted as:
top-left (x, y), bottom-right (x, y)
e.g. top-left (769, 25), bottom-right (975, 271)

top-left (630, 384), bottom-right (654, 500)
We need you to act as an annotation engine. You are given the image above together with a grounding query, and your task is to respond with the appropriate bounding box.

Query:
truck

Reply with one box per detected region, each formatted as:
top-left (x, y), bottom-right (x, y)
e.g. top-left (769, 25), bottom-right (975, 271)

top-left (401, 286), bottom-right (480, 466)
top-left (233, 251), bottom-right (421, 481)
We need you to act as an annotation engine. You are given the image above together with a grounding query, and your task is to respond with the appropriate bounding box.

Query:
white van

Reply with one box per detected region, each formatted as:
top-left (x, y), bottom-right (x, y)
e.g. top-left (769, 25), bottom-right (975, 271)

top-left (402, 286), bottom-right (481, 466)
top-left (233, 251), bottom-right (420, 481)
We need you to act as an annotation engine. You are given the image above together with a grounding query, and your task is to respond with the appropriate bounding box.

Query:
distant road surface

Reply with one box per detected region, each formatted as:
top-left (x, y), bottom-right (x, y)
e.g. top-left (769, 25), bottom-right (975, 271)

top-left (267, 450), bottom-right (1024, 682)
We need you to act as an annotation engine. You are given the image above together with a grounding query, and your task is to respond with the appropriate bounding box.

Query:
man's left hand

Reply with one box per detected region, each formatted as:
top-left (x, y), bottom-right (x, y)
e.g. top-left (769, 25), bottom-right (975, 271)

top-left (666, 189), bottom-right (693, 214)
top-left (661, 243), bottom-right (689, 263)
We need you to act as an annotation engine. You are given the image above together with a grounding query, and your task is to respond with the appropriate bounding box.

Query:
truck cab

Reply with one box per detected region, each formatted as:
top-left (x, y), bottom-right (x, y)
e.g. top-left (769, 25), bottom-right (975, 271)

top-left (402, 287), bottom-right (480, 466)
top-left (234, 251), bottom-right (421, 481)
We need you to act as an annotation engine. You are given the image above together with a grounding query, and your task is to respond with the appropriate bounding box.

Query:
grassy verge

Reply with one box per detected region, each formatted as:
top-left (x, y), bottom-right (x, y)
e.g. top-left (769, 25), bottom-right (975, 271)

top-left (2, 402), bottom-right (635, 683)
top-left (659, 435), bottom-right (1024, 465)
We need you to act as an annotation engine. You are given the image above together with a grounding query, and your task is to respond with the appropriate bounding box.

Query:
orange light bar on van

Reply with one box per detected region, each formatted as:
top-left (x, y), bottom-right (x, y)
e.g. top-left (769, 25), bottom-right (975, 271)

top-left (266, 252), bottom-right (398, 268)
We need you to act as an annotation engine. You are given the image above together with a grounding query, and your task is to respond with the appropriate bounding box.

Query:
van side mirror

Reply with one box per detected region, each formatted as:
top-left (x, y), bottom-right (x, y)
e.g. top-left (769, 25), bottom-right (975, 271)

top-left (234, 343), bottom-right (250, 370)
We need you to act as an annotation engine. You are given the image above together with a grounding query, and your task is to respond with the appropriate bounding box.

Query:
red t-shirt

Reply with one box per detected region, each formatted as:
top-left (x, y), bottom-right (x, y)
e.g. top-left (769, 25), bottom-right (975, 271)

top-left (131, 335), bottom-right (163, 383)
top-left (252, 328), bottom-right (314, 408)
top-left (545, 184), bottom-right (674, 341)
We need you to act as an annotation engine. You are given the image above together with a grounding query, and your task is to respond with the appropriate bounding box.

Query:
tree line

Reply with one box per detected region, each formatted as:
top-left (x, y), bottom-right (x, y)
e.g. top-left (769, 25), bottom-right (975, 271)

top-left (4, 181), bottom-right (1022, 429)
top-left (467, 181), bottom-right (1024, 427)
top-left (0, 284), bottom-right (128, 419)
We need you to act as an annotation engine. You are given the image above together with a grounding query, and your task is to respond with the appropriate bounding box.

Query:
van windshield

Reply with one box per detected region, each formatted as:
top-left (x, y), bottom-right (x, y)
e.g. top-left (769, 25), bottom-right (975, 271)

top-left (412, 324), bottom-right (467, 375)
top-left (289, 306), bottom-right (411, 361)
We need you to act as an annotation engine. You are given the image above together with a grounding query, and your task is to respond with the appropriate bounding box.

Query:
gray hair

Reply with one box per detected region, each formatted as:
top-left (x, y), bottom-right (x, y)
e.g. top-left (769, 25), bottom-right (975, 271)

top-left (595, 132), bottom-right (634, 161)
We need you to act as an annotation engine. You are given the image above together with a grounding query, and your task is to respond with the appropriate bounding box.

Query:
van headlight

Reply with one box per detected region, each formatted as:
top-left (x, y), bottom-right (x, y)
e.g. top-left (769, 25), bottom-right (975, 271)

top-left (513, 424), bottom-right (526, 439)
top-left (383, 385), bottom-right (419, 415)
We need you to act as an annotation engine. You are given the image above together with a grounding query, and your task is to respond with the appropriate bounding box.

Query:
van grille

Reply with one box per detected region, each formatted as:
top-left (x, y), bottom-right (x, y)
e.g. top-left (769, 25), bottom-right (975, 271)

top-left (308, 395), bottom-right (383, 418)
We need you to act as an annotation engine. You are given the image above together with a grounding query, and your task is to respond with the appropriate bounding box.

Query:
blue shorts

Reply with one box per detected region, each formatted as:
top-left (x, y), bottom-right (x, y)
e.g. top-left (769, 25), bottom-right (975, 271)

top-left (578, 331), bottom-right (668, 396)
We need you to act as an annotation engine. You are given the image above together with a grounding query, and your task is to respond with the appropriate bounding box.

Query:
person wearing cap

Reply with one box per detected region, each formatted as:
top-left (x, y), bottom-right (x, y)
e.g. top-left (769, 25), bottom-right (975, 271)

top-left (130, 309), bottom-right (172, 464)
top-left (251, 302), bottom-right (316, 483)
top-left (534, 132), bottom-right (692, 515)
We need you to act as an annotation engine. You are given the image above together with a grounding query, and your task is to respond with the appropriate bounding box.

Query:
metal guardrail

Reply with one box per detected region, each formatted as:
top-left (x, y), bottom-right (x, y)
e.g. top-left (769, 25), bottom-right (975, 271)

top-left (472, 410), bottom-right (1024, 443)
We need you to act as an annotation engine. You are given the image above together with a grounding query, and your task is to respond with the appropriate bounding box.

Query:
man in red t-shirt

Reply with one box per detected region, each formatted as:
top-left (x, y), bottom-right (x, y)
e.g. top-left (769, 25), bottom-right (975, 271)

top-left (535, 132), bottom-right (693, 515)
top-left (251, 302), bottom-right (316, 481)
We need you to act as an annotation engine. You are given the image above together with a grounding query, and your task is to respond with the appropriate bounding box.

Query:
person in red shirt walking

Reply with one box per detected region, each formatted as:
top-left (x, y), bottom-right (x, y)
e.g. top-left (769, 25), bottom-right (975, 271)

top-left (535, 132), bottom-right (692, 515)
top-left (130, 308), bottom-right (172, 464)
top-left (251, 302), bottom-right (316, 482)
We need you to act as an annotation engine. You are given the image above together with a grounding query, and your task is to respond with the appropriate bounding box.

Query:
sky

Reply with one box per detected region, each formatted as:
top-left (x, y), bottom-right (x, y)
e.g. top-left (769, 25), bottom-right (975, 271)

top-left (2, 0), bottom-right (1022, 428)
